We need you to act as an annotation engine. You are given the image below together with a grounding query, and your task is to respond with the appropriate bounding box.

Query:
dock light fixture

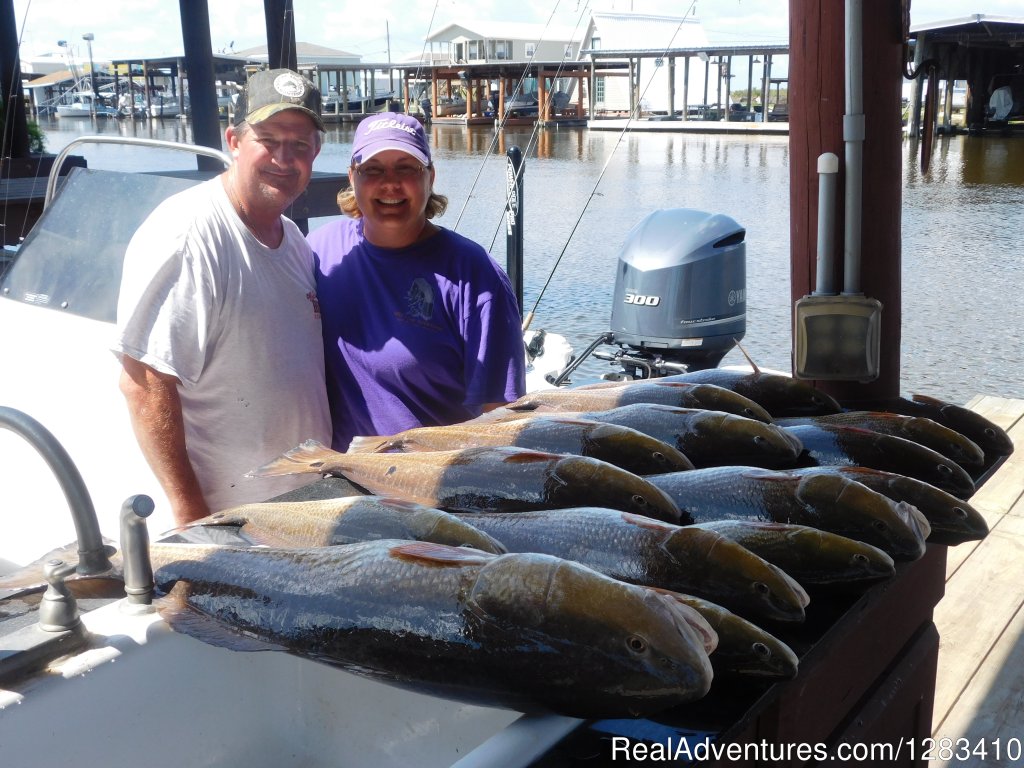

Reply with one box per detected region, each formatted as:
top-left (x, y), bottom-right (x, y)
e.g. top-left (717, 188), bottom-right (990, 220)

top-left (82, 33), bottom-right (97, 117)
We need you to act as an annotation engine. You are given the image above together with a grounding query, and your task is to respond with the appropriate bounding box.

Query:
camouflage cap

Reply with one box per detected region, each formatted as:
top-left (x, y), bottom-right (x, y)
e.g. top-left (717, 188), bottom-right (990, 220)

top-left (235, 68), bottom-right (324, 132)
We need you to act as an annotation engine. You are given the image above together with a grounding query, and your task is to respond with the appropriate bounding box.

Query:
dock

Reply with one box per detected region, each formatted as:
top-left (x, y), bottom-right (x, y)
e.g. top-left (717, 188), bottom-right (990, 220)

top-left (586, 117), bottom-right (789, 135)
top-left (932, 395), bottom-right (1024, 766)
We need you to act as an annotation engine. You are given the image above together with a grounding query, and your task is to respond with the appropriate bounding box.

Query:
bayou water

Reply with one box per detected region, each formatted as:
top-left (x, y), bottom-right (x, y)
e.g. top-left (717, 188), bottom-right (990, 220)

top-left (33, 116), bottom-right (1024, 405)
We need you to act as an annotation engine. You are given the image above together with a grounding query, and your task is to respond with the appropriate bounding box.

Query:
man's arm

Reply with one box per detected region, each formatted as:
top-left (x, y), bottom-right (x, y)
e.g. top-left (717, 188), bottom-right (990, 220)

top-left (119, 356), bottom-right (210, 525)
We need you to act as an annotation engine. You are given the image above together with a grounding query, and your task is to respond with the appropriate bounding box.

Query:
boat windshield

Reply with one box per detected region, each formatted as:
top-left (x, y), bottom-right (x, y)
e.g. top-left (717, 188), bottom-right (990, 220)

top-left (0, 168), bottom-right (202, 324)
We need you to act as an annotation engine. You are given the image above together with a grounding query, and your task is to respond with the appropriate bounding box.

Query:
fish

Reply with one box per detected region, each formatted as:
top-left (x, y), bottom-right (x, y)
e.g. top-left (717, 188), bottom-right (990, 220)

top-left (175, 496), bottom-right (508, 553)
top-left (454, 507), bottom-right (809, 623)
top-left (150, 540), bottom-right (716, 718)
top-left (582, 368), bottom-right (843, 417)
top-left (563, 404), bottom-right (803, 468)
top-left (785, 466), bottom-right (989, 546)
top-left (690, 520), bottom-right (895, 585)
top-left (345, 416), bottom-right (695, 475)
top-left (783, 423), bottom-right (977, 499)
top-left (504, 381), bottom-right (774, 423)
top-left (250, 442), bottom-right (686, 523)
top-left (648, 467), bottom-right (931, 561)
top-left (882, 394), bottom-right (1014, 459)
top-left (776, 411), bottom-right (985, 469)
top-left (650, 589), bottom-right (799, 679)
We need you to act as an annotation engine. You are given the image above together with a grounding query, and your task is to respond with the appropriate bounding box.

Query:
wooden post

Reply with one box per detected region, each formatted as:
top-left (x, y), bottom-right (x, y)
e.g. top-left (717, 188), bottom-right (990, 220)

top-left (263, 0), bottom-right (297, 71)
top-left (1, 0), bottom-right (31, 157)
top-left (789, 0), bottom-right (904, 403)
top-left (683, 56), bottom-right (690, 119)
top-left (668, 56), bottom-right (676, 117)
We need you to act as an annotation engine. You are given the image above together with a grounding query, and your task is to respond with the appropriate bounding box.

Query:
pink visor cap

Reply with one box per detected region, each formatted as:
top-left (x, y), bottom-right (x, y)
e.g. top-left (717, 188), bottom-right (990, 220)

top-left (351, 113), bottom-right (431, 166)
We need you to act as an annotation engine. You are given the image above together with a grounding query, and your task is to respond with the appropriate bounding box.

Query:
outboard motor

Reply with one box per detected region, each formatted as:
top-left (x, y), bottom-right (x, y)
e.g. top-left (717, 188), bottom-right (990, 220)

top-left (608, 208), bottom-right (746, 376)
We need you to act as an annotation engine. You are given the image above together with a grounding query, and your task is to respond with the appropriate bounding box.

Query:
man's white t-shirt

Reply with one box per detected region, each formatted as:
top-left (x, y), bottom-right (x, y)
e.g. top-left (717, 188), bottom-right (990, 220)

top-left (114, 177), bottom-right (331, 511)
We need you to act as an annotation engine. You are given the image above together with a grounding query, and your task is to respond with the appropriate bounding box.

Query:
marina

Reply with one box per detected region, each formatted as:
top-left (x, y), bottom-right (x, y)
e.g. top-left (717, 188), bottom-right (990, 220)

top-left (3, 2), bottom-right (1024, 766)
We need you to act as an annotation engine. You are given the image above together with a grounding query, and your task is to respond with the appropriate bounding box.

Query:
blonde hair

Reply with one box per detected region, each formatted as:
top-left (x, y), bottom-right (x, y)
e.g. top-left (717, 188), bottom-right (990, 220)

top-left (337, 172), bottom-right (448, 220)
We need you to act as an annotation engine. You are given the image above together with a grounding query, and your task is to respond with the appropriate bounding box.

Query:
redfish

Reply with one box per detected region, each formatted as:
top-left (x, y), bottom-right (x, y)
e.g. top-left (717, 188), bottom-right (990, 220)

top-left (346, 416), bottom-right (694, 475)
top-left (454, 507), bottom-right (810, 623)
top-left (505, 381), bottom-right (774, 423)
top-left (250, 442), bottom-right (685, 523)
top-left (151, 540), bottom-right (716, 717)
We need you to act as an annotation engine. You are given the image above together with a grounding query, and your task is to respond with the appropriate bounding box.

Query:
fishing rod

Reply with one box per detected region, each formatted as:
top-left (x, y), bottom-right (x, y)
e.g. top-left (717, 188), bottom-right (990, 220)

top-left (450, 0), bottom-right (589, 233)
top-left (522, 1), bottom-right (699, 332)
top-left (480, 4), bottom-right (595, 252)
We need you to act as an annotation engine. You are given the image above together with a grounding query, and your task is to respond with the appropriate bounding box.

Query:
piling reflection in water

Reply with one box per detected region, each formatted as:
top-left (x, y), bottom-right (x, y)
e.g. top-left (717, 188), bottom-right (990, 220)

top-left (33, 118), bottom-right (1024, 403)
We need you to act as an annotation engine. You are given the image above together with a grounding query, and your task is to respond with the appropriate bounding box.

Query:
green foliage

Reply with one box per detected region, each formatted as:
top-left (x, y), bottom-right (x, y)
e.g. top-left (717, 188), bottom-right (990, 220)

top-left (26, 121), bottom-right (46, 154)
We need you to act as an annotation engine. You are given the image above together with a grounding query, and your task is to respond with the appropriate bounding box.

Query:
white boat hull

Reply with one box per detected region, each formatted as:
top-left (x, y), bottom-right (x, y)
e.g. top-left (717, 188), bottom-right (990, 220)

top-left (0, 599), bottom-right (576, 767)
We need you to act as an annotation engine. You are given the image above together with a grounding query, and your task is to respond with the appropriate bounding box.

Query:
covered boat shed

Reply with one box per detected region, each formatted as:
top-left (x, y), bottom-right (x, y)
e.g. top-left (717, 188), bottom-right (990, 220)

top-left (909, 14), bottom-right (1024, 132)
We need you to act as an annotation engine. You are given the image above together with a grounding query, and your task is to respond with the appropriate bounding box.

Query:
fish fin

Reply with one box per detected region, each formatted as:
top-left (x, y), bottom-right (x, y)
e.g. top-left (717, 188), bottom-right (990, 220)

top-left (911, 393), bottom-right (947, 407)
top-left (390, 541), bottom-right (496, 565)
top-left (246, 439), bottom-right (340, 477)
top-left (734, 339), bottom-right (762, 374)
top-left (170, 512), bottom-right (249, 535)
top-left (347, 435), bottom-right (392, 453)
top-left (502, 449), bottom-right (562, 463)
top-left (155, 583), bottom-right (287, 652)
top-left (621, 512), bottom-right (676, 532)
top-left (740, 470), bottom-right (797, 483)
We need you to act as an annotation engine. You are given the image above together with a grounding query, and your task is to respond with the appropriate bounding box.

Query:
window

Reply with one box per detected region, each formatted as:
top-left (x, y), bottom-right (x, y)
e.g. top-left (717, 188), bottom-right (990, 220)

top-left (489, 40), bottom-right (512, 60)
top-left (564, 44), bottom-right (573, 59)
top-left (595, 76), bottom-right (605, 102)
top-left (591, 36), bottom-right (601, 50)
top-left (525, 42), bottom-right (536, 58)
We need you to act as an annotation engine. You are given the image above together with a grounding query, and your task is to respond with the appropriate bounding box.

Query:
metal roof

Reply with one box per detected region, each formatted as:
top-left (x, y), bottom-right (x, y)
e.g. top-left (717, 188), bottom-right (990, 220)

top-left (910, 14), bottom-right (1024, 47)
top-left (589, 12), bottom-right (710, 51)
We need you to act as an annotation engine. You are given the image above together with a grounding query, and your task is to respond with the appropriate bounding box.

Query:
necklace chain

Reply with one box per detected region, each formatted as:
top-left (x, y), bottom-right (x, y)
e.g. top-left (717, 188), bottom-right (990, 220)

top-left (227, 178), bottom-right (276, 246)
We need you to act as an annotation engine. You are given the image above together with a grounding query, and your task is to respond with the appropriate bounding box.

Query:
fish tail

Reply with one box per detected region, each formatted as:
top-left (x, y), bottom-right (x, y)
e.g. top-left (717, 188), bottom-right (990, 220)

top-left (246, 439), bottom-right (341, 477)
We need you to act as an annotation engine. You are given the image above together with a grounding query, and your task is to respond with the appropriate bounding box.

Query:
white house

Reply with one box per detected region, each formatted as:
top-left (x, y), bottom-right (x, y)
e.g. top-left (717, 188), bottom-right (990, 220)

top-left (424, 20), bottom-right (582, 65)
top-left (580, 12), bottom-right (710, 115)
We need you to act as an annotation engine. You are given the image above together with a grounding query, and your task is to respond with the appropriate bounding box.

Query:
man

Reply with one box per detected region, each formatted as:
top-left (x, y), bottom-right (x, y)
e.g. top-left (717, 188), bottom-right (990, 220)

top-left (114, 68), bottom-right (331, 524)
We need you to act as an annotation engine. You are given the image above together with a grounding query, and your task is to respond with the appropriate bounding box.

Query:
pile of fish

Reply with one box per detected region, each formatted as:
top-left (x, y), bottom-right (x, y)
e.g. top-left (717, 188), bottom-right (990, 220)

top-left (2, 368), bottom-right (1011, 720)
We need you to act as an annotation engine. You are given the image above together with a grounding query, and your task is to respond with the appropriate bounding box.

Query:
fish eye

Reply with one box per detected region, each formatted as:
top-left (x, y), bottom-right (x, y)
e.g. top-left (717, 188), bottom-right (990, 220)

top-left (852, 553), bottom-right (869, 566)
top-left (652, 451), bottom-right (667, 464)
top-left (983, 427), bottom-right (996, 438)
top-left (953, 507), bottom-right (969, 520)
top-left (753, 581), bottom-right (770, 596)
top-left (626, 635), bottom-right (648, 654)
top-left (936, 464), bottom-right (953, 476)
top-left (752, 642), bottom-right (771, 659)
top-left (632, 494), bottom-right (649, 508)
top-left (752, 435), bottom-right (766, 445)
top-left (872, 520), bottom-right (889, 532)
top-left (744, 409), bottom-right (758, 418)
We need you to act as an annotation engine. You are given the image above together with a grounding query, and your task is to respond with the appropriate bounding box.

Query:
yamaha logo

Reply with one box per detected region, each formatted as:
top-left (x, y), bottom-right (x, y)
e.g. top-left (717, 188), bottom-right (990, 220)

top-left (624, 293), bottom-right (661, 307)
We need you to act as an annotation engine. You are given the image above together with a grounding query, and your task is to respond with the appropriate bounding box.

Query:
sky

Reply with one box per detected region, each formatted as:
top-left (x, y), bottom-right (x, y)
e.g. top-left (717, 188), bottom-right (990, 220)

top-left (12, 0), bottom-right (1024, 65)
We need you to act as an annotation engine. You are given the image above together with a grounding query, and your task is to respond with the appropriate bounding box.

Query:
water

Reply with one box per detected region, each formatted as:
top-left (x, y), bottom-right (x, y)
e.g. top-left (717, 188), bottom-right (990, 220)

top-left (30, 116), bottom-right (1024, 405)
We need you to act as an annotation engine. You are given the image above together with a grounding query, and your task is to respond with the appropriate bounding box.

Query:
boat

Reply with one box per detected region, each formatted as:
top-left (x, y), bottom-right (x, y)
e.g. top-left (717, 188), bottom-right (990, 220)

top-left (148, 94), bottom-right (187, 119)
top-left (55, 91), bottom-right (120, 119)
top-left (0, 136), bottom-right (587, 767)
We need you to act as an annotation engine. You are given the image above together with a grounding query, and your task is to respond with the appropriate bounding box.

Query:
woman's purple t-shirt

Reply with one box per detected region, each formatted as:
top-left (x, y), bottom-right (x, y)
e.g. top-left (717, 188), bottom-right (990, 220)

top-left (308, 218), bottom-right (526, 450)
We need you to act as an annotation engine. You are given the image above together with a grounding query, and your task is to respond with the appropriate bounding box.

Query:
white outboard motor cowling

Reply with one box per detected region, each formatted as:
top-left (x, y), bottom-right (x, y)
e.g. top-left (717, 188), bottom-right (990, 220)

top-left (609, 208), bottom-right (746, 372)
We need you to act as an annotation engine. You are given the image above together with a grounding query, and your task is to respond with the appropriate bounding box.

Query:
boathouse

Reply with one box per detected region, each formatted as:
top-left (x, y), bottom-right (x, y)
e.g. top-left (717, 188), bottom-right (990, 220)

top-left (908, 13), bottom-right (1024, 134)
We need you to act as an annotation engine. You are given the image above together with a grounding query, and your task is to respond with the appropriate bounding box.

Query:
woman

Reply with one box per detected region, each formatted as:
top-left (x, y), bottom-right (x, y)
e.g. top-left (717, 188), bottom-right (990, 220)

top-left (308, 113), bottom-right (526, 451)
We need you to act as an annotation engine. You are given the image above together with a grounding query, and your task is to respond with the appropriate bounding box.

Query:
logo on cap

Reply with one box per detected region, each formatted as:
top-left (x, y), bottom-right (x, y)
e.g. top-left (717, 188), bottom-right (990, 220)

top-left (273, 72), bottom-right (307, 98)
